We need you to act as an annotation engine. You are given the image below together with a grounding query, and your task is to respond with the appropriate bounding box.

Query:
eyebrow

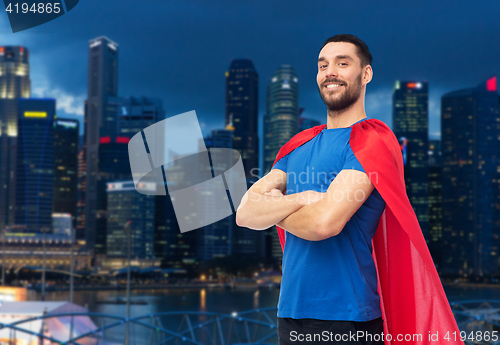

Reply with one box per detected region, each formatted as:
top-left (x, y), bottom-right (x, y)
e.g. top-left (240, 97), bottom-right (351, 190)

top-left (318, 55), bottom-right (355, 63)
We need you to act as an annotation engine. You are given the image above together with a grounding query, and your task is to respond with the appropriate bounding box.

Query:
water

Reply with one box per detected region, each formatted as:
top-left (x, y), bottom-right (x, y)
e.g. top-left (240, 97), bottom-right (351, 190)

top-left (444, 283), bottom-right (500, 302)
top-left (24, 284), bottom-right (500, 344)
top-left (30, 284), bottom-right (500, 316)
top-left (33, 287), bottom-right (280, 316)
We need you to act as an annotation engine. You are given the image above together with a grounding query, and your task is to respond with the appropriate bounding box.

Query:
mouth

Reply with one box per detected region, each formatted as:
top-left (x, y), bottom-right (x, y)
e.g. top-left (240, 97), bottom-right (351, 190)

top-left (324, 82), bottom-right (344, 90)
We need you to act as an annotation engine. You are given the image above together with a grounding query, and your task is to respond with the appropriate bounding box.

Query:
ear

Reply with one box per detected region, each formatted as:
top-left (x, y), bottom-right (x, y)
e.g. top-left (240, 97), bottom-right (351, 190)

top-left (362, 65), bottom-right (373, 86)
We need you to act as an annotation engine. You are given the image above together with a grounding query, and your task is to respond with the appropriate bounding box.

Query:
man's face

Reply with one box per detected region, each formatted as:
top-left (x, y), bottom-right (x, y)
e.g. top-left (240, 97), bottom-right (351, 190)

top-left (317, 42), bottom-right (364, 112)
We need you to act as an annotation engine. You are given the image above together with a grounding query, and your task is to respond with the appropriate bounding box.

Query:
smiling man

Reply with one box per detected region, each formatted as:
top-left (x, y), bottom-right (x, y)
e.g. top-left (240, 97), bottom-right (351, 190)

top-left (237, 34), bottom-right (385, 344)
top-left (236, 34), bottom-right (463, 345)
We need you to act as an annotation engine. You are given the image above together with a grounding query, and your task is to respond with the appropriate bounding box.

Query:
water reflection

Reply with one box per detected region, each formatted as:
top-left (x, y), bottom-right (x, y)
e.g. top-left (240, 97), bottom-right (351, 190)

top-left (253, 290), bottom-right (259, 309)
top-left (200, 288), bottom-right (206, 311)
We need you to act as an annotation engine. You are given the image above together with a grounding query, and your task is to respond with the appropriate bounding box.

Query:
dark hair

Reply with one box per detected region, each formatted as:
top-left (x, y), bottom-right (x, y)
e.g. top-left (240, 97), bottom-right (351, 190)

top-left (320, 34), bottom-right (373, 68)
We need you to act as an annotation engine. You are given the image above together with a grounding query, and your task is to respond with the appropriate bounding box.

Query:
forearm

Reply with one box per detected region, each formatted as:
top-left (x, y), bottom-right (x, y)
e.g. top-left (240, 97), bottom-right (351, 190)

top-left (277, 200), bottom-right (339, 241)
top-left (236, 191), bottom-right (305, 230)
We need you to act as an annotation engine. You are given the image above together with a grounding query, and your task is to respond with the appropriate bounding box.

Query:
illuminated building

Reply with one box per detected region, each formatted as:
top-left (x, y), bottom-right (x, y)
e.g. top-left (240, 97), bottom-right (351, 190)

top-left (264, 65), bottom-right (299, 175)
top-left (264, 65), bottom-right (300, 261)
top-left (154, 183), bottom-right (181, 268)
top-left (225, 59), bottom-right (259, 180)
top-left (440, 76), bottom-right (500, 278)
top-left (52, 213), bottom-right (72, 236)
top-left (76, 136), bottom-right (86, 242)
top-left (84, 36), bottom-right (166, 257)
top-left (0, 46), bottom-right (31, 231)
top-left (2, 233), bottom-right (90, 271)
top-left (196, 128), bottom-right (234, 262)
top-left (393, 80), bottom-right (429, 241)
top-left (106, 181), bottom-right (157, 262)
top-left (0, 46), bottom-right (30, 99)
top-left (96, 96), bottom-right (165, 256)
top-left (225, 60), bottom-right (265, 259)
top-left (53, 118), bottom-right (79, 227)
top-left (428, 140), bottom-right (442, 268)
top-left (84, 36), bottom-right (119, 253)
top-left (14, 98), bottom-right (56, 232)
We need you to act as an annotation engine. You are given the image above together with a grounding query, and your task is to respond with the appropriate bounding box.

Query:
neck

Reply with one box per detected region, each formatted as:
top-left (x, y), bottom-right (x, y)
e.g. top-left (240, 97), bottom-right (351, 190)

top-left (326, 107), bottom-right (367, 129)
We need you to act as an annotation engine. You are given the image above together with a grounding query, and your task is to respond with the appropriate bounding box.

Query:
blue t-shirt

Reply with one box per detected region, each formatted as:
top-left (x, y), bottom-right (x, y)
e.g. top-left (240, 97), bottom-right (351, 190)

top-left (272, 118), bottom-right (386, 321)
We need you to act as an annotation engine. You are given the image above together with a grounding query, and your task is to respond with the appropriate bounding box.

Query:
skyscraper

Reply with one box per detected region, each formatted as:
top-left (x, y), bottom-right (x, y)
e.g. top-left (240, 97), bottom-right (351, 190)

top-left (440, 76), bottom-right (500, 278)
top-left (225, 59), bottom-right (265, 260)
top-left (117, 96), bottom-right (165, 135)
top-left (106, 181), bottom-right (156, 260)
top-left (14, 98), bottom-right (56, 232)
top-left (76, 136), bottom-right (86, 241)
top-left (84, 34), bottom-right (166, 258)
top-left (53, 118), bottom-right (79, 228)
top-left (76, 102), bottom-right (87, 242)
top-left (428, 139), bottom-right (442, 269)
top-left (196, 127), bottom-right (234, 261)
top-left (161, 155), bottom-right (199, 267)
top-left (264, 65), bottom-right (300, 174)
top-left (85, 36), bottom-right (119, 252)
top-left (94, 96), bottom-right (165, 255)
top-left (0, 46), bottom-right (30, 98)
top-left (393, 81), bottom-right (429, 241)
top-left (264, 65), bottom-right (299, 261)
top-left (0, 46), bottom-right (31, 230)
top-left (154, 182), bottom-right (179, 268)
top-left (225, 59), bottom-right (259, 180)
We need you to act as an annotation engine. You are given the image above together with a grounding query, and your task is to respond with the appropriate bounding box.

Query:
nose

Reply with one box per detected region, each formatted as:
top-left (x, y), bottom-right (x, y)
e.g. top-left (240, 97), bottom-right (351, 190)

top-left (324, 64), bottom-right (339, 79)
top-left (319, 65), bottom-right (339, 87)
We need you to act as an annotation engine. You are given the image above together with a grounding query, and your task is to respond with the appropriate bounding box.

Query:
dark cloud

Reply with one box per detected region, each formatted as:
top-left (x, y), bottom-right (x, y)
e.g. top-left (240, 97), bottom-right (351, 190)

top-left (0, 0), bottom-right (498, 144)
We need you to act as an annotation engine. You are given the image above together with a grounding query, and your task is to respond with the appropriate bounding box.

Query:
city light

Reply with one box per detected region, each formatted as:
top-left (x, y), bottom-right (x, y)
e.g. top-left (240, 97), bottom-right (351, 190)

top-left (24, 111), bottom-right (47, 118)
top-left (99, 136), bottom-right (111, 144)
top-left (486, 76), bottom-right (497, 92)
top-left (56, 120), bottom-right (77, 128)
top-left (406, 82), bottom-right (422, 89)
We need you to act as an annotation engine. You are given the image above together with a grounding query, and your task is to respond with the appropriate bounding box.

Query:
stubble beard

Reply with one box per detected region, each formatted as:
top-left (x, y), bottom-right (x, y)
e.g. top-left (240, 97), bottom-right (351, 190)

top-left (319, 73), bottom-right (363, 113)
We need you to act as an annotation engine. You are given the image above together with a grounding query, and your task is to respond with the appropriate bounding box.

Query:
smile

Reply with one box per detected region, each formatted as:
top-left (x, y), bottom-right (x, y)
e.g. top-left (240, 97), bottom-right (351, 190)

top-left (325, 83), bottom-right (343, 89)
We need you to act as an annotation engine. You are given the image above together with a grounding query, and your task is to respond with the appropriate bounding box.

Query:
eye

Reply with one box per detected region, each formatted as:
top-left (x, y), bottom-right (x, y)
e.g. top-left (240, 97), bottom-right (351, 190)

top-left (339, 62), bottom-right (348, 66)
top-left (319, 64), bottom-right (327, 69)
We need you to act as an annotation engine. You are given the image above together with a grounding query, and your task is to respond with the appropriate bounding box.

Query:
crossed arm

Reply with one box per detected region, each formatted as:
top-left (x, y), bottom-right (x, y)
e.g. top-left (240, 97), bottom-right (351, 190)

top-left (236, 168), bottom-right (374, 241)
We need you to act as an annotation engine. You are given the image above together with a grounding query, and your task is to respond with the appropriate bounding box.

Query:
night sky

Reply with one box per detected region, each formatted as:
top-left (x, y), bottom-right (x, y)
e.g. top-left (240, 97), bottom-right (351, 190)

top-left (1, 0), bottom-right (499, 144)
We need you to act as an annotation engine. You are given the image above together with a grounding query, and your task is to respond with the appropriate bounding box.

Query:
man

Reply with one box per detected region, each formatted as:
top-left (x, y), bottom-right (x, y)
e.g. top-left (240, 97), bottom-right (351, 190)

top-left (237, 34), bottom-right (383, 344)
top-left (236, 34), bottom-right (463, 345)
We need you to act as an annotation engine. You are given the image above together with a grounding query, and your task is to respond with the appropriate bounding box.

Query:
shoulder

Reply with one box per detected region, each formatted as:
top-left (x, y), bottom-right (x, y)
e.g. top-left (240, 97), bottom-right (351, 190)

top-left (350, 118), bottom-right (404, 175)
top-left (353, 118), bottom-right (393, 135)
top-left (350, 118), bottom-right (399, 150)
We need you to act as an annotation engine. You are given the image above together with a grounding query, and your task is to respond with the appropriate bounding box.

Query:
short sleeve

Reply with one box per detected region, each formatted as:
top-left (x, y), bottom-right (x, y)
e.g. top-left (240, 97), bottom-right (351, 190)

top-left (342, 143), bottom-right (366, 173)
top-left (272, 154), bottom-right (288, 173)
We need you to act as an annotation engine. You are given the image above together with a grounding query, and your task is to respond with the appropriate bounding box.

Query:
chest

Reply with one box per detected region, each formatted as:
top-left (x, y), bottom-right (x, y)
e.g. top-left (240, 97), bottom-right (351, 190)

top-left (286, 131), bottom-right (351, 192)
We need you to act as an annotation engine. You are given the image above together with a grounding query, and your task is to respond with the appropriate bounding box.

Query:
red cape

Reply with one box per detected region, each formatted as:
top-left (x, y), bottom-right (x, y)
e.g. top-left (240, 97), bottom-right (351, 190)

top-left (272, 118), bottom-right (463, 345)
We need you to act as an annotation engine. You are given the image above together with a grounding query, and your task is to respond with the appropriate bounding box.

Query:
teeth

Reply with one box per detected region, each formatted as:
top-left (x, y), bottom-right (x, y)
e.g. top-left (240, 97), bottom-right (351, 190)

top-left (326, 84), bottom-right (342, 88)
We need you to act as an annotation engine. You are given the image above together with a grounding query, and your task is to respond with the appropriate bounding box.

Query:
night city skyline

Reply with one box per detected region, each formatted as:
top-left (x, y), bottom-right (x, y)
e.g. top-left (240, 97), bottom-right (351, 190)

top-left (0, 0), bottom-right (499, 147)
top-left (0, 3), bottom-right (500, 343)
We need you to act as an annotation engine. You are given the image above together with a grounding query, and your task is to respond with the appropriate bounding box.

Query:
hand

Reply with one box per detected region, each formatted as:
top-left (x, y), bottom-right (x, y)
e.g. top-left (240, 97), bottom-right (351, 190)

top-left (298, 190), bottom-right (325, 206)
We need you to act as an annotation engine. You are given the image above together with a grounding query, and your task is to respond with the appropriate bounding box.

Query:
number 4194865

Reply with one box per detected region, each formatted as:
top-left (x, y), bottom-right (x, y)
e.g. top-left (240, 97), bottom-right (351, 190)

top-left (5, 2), bottom-right (61, 14)
top-left (443, 331), bottom-right (498, 342)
